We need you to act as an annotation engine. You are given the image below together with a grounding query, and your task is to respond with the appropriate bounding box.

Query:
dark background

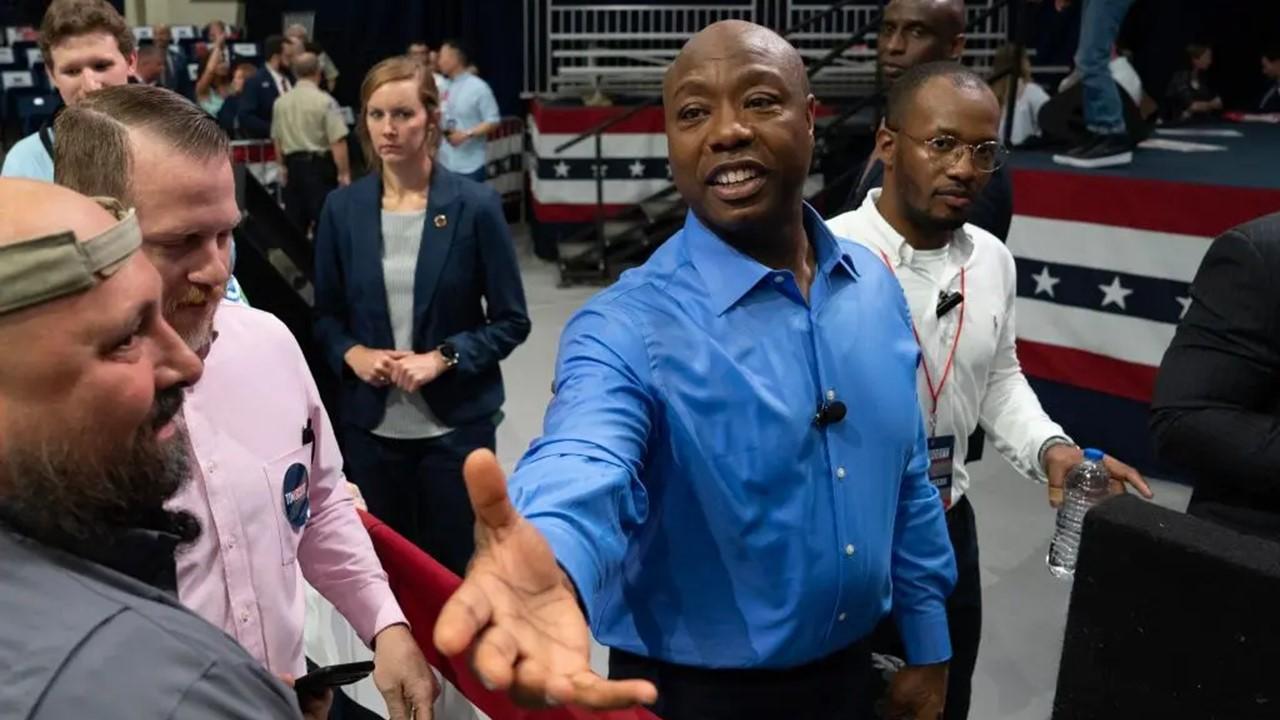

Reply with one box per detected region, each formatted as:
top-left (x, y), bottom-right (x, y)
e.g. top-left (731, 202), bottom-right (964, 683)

top-left (2, 0), bottom-right (1278, 116)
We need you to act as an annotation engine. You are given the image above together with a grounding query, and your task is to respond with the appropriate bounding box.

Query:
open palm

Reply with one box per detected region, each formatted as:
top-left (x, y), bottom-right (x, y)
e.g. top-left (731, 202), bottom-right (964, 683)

top-left (434, 450), bottom-right (657, 710)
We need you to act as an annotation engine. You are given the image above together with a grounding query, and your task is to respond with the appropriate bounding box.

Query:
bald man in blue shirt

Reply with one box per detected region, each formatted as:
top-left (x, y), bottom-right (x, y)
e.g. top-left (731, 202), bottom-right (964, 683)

top-left (435, 21), bottom-right (956, 720)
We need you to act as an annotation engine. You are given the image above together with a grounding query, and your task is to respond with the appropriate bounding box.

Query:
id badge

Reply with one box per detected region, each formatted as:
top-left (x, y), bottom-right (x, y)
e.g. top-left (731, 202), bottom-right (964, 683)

top-left (927, 435), bottom-right (955, 511)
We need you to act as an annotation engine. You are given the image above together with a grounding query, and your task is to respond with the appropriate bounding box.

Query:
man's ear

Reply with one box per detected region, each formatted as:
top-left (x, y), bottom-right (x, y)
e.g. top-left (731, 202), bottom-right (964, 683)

top-left (875, 123), bottom-right (896, 170)
top-left (950, 34), bottom-right (967, 61)
top-left (806, 93), bottom-right (817, 138)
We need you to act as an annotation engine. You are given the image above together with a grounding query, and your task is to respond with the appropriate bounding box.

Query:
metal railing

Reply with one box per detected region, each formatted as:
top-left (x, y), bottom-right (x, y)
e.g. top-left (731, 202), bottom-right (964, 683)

top-left (524, 0), bottom-right (1008, 98)
top-left (532, 0), bottom-right (1022, 285)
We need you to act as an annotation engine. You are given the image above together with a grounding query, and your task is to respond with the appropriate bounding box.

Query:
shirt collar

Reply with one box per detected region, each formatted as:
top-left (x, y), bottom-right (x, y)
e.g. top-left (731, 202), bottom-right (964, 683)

top-left (860, 188), bottom-right (974, 270)
top-left (0, 507), bottom-right (183, 593)
top-left (686, 202), bottom-right (860, 316)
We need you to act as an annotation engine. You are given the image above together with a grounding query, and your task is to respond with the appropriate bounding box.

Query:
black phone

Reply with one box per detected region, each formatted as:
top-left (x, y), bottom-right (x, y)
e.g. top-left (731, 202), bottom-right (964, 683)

top-left (293, 661), bottom-right (375, 695)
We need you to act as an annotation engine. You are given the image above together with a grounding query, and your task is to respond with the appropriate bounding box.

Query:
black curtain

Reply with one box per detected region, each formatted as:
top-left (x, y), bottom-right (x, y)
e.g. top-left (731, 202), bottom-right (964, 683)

top-left (246, 0), bottom-right (523, 115)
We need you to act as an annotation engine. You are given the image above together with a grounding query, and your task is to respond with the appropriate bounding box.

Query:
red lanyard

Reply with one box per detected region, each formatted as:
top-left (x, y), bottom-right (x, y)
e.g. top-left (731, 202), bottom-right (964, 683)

top-left (879, 249), bottom-right (966, 434)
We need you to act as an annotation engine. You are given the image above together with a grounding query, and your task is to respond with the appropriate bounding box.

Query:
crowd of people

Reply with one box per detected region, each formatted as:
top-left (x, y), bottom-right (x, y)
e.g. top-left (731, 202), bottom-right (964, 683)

top-left (1, 1), bottom-right (1277, 720)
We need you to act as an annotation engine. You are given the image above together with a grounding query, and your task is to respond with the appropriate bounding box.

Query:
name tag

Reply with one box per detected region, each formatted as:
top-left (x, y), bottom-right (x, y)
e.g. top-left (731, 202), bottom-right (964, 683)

top-left (927, 435), bottom-right (955, 510)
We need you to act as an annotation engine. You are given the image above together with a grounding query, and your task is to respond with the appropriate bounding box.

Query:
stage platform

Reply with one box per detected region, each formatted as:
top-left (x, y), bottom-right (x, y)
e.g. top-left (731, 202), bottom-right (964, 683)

top-left (1006, 122), bottom-right (1280, 475)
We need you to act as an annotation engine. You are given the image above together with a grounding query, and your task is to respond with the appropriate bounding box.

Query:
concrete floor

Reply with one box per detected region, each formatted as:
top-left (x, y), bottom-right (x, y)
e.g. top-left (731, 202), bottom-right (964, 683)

top-left (493, 236), bottom-right (1193, 719)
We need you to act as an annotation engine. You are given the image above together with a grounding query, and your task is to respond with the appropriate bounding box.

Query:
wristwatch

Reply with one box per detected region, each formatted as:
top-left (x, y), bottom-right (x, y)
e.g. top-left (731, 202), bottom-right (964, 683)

top-left (438, 342), bottom-right (459, 369)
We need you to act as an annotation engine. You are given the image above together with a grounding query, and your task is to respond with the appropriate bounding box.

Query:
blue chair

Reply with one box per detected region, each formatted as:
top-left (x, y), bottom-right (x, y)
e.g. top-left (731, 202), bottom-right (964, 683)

top-left (1, 68), bottom-right (34, 125)
top-left (29, 63), bottom-right (48, 92)
top-left (12, 40), bottom-right (37, 68)
top-left (16, 92), bottom-right (59, 135)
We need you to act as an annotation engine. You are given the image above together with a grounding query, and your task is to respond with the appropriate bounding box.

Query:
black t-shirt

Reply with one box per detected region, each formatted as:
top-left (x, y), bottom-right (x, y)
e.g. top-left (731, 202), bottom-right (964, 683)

top-left (842, 158), bottom-right (1014, 243)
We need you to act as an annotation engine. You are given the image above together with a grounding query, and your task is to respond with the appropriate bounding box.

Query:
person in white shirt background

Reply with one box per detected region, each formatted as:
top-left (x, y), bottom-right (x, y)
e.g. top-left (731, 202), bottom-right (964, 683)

top-left (991, 44), bottom-right (1050, 147)
top-left (827, 61), bottom-right (1153, 720)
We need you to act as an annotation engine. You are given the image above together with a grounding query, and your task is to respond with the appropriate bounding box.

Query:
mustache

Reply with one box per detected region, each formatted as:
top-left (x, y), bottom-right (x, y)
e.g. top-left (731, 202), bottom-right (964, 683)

top-left (149, 387), bottom-right (185, 432)
top-left (173, 284), bottom-right (223, 308)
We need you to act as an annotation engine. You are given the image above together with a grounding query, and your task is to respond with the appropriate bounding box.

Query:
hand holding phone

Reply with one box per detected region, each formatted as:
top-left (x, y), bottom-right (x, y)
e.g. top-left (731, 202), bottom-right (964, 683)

top-left (293, 661), bottom-right (375, 696)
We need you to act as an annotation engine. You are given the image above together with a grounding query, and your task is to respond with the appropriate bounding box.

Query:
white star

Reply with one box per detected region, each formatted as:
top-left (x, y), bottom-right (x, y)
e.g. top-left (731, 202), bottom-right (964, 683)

top-left (1031, 266), bottom-right (1060, 298)
top-left (665, 163), bottom-right (672, 178)
top-left (1176, 296), bottom-right (1192, 319)
top-left (1098, 276), bottom-right (1133, 310)
top-left (628, 159), bottom-right (646, 178)
top-left (553, 161), bottom-right (569, 178)
top-left (591, 163), bottom-right (608, 179)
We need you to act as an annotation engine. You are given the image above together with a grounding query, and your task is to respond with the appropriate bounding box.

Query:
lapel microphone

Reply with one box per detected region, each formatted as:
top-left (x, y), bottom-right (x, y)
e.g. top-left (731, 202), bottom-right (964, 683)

top-left (815, 399), bottom-right (848, 427)
top-left (937, 290), bottom-right (964, 319)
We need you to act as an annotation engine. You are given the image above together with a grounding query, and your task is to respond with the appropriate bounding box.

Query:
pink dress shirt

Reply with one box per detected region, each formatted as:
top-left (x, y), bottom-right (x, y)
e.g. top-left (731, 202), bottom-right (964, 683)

top-left (169, 303), bottom-right (407, 677)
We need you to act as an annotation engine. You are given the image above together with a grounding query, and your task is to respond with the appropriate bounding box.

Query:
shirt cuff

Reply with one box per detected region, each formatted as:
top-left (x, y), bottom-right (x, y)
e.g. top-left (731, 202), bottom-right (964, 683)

top-left (345, 580), bottom-right (410, 647)
top-left (1036, 434), bottom-right (1077, 481)
top-left (895, 606), bottom-right (952, 666)
top-left (528, 516), bottom-right (602, 624)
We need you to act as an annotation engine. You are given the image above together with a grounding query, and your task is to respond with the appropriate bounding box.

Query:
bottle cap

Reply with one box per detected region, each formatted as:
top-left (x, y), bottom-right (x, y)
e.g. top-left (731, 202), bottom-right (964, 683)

top-left (1083, 448), bottom-right (1104, 462)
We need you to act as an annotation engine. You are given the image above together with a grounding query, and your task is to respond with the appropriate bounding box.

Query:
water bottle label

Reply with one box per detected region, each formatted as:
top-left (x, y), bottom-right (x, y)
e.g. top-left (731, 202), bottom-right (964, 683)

top-left (927, 434), bottom-right (956, 510)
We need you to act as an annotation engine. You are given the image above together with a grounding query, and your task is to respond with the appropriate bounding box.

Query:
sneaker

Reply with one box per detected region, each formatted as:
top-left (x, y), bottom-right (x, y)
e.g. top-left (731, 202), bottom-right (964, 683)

top-left (1053, 134), bottom-right (1134, 168)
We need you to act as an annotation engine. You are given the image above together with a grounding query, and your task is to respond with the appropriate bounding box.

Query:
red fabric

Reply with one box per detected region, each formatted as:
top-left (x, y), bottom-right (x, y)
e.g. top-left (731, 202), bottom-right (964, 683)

top-left (1016, 339), bottom-right (1158, 404)
top-left (358, 510), bottom-right (661, 720)
top-left (1010, 169), bottom-right (1280, 238)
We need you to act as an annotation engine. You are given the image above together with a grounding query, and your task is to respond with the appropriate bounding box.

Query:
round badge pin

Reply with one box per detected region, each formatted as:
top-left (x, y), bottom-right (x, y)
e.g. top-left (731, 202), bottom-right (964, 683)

top-left (282, 462), bottom-right (310, 530)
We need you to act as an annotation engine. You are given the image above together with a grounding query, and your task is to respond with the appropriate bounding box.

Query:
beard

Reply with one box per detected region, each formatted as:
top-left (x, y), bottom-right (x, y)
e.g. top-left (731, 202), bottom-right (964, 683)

top-left (164, 283), bottom-right (223, 355)
top-left (902, 197), bottom-right (967, 235)
top-left (0, 387), bottom-right (200, 548)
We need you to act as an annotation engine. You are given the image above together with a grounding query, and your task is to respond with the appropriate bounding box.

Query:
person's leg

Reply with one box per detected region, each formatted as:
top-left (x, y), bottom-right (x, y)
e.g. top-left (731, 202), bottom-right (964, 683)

top-left (342, 426), bottom-right (421, 543)
top-left (283, 155), bottom-right (310, 233)
top-left (303, 156), bottom-right (338, 235)
top-left (943, 495), bottom-right (983, 720)
top-left (414, 422), bottom-right (494, 576)
top-left (609, 642), bottom-right (873, 720)
top-left (1074, 0), bottom-right (1135, 136)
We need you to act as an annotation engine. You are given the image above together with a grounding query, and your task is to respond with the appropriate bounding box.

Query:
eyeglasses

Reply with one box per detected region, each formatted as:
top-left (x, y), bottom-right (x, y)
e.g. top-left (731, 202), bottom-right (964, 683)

top-left (887, 128), bottom-right (1010, 173)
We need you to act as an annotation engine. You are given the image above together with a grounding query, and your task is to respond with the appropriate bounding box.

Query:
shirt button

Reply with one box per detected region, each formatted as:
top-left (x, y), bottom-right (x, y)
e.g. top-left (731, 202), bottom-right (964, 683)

top-left (838, 612), bottom-right (847, 622)
top-left (836, 466), bottom-right (847, 480)
top-left (773, 274), bottom-right (785, 284)
top-left (225, 536), bottom-right (236, 550)
top-left (826, 389), bottom-right (836, 402)
top-left (206, 461), bottom-right (217, 475)
top-left (239, 609), bottom-right (251, 623)
top-left (844, 544), bottom-right (856, 557)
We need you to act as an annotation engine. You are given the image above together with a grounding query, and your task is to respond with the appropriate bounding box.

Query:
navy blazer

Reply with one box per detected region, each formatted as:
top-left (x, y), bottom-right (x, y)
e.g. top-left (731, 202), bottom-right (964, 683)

top-left (237, 65), bottom-right (282, 139)
top-left (314, 169), bottom-right (531, 431)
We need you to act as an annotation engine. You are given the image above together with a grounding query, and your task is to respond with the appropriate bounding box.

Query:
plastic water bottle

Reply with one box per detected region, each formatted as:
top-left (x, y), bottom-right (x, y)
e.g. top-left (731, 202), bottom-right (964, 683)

top-left (1047, 448), bottom-right (1110, 579)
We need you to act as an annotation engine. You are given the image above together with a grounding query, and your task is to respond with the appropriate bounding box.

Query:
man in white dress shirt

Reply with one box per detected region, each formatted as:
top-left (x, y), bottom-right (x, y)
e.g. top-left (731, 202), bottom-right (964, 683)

top-left (827, 61), bottom-right (1152, 720)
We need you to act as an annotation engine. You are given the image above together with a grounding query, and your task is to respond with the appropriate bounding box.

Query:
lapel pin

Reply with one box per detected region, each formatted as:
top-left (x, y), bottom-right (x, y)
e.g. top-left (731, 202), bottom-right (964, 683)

top-left (433, 214), bottom-right (448, 229)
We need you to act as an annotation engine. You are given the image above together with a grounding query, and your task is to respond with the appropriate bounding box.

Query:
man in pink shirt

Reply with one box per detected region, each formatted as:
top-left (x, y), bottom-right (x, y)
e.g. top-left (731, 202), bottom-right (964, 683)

top-left (53, 85), bottom-right (437, 719)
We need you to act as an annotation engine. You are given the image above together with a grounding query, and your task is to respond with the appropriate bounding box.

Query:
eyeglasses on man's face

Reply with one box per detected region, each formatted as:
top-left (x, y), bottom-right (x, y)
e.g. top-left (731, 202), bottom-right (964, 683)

top-left (888, 127), bottom-right (1010, 173)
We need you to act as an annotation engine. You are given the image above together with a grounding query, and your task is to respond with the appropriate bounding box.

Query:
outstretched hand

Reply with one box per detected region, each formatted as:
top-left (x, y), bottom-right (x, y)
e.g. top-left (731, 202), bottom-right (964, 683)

top-left (433, 450), bottom-right (658, 710)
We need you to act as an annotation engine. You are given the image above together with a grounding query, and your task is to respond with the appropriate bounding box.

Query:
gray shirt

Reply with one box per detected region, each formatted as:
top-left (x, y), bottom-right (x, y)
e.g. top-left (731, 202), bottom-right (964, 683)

top-left (0, 527), bottom-right (302, 719)
top-left (372, 209), bottom-right (451, 439)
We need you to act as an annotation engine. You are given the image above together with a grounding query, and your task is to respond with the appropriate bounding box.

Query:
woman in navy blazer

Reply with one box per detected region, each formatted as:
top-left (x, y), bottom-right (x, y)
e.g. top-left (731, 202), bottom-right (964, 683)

top-left (314, 57), bottom-right (530, 574)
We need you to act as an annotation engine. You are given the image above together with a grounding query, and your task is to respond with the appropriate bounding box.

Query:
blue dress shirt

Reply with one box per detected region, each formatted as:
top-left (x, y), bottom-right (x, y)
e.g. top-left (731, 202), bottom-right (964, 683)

top-left (437, 72), bottom-right (500, 175)
top-left (510, 205), bottom-right (956, 670)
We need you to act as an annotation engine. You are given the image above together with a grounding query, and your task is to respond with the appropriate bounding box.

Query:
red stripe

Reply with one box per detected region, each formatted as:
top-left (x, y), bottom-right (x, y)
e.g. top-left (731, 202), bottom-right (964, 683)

top-left (1011, 169), bottom-right (1280, 238)
top-left (530, 100), bottom-right (834, 135)
top-left (532, 202), bottom-right (636, 224)
top-left (1017, 339), bottom-right (1157, 404)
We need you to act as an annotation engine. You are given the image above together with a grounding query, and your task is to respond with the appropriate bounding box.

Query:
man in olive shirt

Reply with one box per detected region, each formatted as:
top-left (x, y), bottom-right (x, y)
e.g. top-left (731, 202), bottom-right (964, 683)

top-left (272, 51), bottom-right (350, 235)
top-left (0, 179), bottom-right (321, 720)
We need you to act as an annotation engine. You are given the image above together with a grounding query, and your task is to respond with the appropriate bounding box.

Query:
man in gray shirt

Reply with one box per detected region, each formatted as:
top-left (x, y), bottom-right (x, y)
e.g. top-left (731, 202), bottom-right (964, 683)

top-left (0, 179), bottom-right (322, 720)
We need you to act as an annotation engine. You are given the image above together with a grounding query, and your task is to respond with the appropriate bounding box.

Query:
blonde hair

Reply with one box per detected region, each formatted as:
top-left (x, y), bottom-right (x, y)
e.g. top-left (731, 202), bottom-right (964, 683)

top-left (357, 56), bottom-right (441, 173)
top-left (54, 85), bottom-right (230, 204)
top-left (990, 44), bottom-right (1032, 108)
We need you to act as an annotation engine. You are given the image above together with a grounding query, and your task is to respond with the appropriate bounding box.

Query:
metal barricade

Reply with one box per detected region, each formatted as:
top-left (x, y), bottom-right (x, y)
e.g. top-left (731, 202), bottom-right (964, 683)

top-left (230, 139), bottom-right (282, 203)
